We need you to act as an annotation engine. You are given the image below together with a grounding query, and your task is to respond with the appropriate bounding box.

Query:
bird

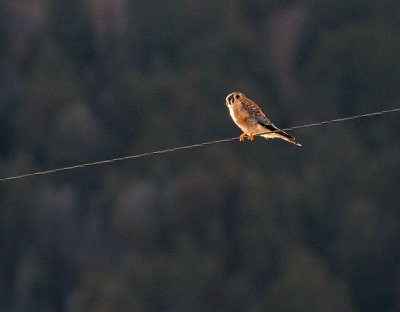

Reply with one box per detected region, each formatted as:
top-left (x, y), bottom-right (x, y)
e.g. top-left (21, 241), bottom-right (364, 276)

top-left (225, 92), bottom-right (302, 146)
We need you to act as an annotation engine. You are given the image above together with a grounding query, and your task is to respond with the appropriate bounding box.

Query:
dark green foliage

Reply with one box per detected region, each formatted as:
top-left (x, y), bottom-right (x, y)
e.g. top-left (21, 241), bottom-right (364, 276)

top-left (1, 0), bottom-right (400, 311)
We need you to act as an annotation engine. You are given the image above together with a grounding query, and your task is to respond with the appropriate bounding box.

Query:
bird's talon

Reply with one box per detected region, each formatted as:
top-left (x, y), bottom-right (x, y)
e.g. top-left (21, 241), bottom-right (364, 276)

top-left (239, 133), bottom-right (246, 141)
top-left (248, 133), bottom-right (254, 141)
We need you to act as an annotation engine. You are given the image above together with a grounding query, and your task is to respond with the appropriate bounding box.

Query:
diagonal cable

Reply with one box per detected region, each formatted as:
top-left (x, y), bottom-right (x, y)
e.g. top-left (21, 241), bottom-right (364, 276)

top-left (1, 107), bottom-right (399, 182)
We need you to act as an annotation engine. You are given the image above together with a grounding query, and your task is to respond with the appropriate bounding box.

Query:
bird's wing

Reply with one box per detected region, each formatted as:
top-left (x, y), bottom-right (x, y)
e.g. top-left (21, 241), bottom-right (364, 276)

top-left (241, 97), bottom-right (296, 139)
top-left (241, 98), bottom-right (276, 129)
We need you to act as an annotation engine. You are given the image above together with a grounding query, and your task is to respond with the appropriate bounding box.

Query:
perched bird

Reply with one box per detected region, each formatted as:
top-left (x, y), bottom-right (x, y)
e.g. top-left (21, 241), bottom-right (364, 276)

top-left (225, 92), bottom-right (301, 146)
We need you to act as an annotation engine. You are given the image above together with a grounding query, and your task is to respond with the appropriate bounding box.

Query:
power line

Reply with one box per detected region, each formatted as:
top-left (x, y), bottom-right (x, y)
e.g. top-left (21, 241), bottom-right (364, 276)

top-left (1, 107), bottom-right (399, 182)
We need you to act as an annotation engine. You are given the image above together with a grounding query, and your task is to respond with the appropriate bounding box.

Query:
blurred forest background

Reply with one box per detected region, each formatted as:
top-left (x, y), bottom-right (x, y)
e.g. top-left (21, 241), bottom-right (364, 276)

top-left (1, 0), bottom-right (400, 311)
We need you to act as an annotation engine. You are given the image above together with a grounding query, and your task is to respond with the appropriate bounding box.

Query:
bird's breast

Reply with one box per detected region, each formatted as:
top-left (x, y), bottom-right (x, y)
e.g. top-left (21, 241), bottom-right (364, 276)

top-left (229, 104), bottom-right (251, 131)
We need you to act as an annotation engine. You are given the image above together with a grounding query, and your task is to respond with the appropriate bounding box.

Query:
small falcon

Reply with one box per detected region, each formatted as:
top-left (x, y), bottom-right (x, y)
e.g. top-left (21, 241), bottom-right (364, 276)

top-left (226, 92), bottom-right (301, 146)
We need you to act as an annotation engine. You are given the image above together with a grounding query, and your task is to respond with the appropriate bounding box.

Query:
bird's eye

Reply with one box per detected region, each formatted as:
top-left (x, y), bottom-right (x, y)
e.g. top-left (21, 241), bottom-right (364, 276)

top-left (235, 94), bottom-right (240, 99)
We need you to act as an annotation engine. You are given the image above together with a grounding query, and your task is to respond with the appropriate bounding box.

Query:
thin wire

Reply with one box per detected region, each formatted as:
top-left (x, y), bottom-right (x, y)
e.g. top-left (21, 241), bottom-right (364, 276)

top-left (1, 107), bottom-right (399, 182)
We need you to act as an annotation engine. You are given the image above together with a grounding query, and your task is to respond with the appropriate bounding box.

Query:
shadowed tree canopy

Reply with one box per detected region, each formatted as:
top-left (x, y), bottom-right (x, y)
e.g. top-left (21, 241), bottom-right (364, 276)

top-left (0, 1), bottom-right (400, 311)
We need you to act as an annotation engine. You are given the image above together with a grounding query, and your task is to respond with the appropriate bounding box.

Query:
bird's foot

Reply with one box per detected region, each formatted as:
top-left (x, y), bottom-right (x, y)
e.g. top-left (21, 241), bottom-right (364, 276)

top-left (239, 133), bottom-right (254, 141)
top-left (248, 133), bottom-right (254, 141)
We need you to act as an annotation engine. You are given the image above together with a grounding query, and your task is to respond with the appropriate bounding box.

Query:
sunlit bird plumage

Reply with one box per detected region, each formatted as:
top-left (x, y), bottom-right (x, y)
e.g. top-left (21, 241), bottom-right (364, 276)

top-left (225, 92), bottom-right (302, 146)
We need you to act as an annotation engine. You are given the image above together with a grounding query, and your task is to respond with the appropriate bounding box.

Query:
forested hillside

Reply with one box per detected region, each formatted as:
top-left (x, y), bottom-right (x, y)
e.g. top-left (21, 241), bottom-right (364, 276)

top-left (1, 1), bottom-right (400, 311)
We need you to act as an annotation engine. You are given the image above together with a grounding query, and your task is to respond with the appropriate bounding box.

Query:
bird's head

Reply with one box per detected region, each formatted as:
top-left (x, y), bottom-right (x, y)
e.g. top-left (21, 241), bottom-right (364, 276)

top-left (226, 92), bottom-right (245, 106)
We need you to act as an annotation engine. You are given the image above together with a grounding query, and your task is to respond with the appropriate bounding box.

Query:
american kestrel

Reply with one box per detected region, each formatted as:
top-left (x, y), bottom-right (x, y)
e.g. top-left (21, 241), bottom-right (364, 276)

top-left (226, 92), bottom-right (302, 146)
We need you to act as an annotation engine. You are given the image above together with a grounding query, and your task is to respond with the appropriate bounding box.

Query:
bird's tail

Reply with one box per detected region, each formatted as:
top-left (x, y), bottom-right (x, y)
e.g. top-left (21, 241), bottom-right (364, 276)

top-left (280, 132), bottom-right (302, 146)
top-left (262, 130), bottom-right (302, 146)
